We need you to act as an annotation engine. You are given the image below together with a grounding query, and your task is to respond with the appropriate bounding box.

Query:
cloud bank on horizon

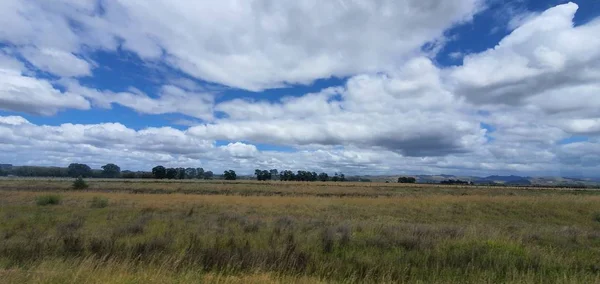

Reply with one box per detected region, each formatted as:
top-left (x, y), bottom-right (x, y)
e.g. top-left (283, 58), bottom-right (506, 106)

top-left (1, 0), bottom-right (600, 176)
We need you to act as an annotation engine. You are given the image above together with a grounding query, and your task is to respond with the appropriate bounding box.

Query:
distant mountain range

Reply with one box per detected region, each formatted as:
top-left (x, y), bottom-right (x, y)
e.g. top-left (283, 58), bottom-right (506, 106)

top-left (409, 174), bottom-right (600, 186)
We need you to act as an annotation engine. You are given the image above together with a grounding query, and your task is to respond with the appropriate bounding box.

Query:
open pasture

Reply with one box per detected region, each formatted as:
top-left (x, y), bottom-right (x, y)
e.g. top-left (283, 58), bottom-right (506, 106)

top-left (1, 179), bottom-right (600, 283)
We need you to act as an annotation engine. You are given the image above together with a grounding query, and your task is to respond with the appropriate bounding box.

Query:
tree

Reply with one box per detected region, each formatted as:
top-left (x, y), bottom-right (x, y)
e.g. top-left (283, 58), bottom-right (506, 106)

top-left (67, 163), bottom-right (92, 178)
top-left (398, 177), bottom-right (416, 183)
top-left (184, 168), bottom-right (197, 179)
top-left (138, 171), bottom-right (154, 179)
top-left (255, 169), bottom-right (272, 181)
top-left (196, 168), bottom-right (205, 179)
top-left (204, 171), bottom-right (214, 180)
top-left (166, 168), bottom-right (178, 179)
top-left (331, 172), bottom-right (340, 182)
top-left (254, 169), bottom-right (261, 180)
top-left (176, 168), bottom-right (186, 179)
top-left (0, 164), bottom-right (10, 176)
top-left (318, 172), bottom-right (329, 182)
top-left (270, 169), bottom-right (278, 179)
top-left (122, 170), bottom-right (136, 179)
top-left (311, 172), bottom-right (318, 182)
top-left (441, 179), bottom-right (471, 185)
top-left (72, 176), bottom-right (88, 189)
top-left (101, 163), bottom-right (121, 178)
top-left (280, 170), bottom-right (295, 181)
top-left (152, 166), bottom-right (166, 179)
top-left (224, 170), bottom-right (237, 180)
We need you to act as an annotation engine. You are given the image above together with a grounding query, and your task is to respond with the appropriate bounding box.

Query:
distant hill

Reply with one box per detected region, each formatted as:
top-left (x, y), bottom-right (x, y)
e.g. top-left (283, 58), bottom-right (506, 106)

top-left (389, 174), bottom-right (600, 187)
top-left (473, 175), bottom-right (532, 185)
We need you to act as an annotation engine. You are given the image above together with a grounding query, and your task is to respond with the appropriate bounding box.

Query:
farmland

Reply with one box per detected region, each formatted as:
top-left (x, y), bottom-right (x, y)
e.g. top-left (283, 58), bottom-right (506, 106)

top-left (1, 179), bottom-right (600, 283)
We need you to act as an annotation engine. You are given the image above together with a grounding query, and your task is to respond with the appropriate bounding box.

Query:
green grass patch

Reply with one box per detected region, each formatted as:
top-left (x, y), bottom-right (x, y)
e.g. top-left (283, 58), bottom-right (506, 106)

top-left (35, 194), bottom-right (62, 206)
top-left (89, 196), bottom-right (109, 208)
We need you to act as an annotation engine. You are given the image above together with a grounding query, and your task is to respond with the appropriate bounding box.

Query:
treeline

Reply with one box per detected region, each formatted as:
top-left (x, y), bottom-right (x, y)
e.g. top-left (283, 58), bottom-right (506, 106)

top-left (0, 163), bottom-right (399, 184)
top-left (150, 166), bottom-right (215, 180)
top-left (0, 163), bottom-right (217, 180)
top-left (0, 164), bottom-right (125, 178)
top-left (440, 179), bottom-right (473, 185)
top-left (0, 163), bottom-right (352, 182)
top-left (255, 169), bottom-right (347, 182)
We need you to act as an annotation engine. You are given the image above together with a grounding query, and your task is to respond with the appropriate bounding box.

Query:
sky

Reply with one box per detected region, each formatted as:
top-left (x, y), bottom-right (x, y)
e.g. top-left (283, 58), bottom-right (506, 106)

top-left (1, 0), bottom-right (600, 177)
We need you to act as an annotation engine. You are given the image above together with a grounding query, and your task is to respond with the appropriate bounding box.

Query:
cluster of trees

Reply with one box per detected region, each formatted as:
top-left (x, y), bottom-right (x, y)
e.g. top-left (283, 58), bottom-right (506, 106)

top-left (121, 171), bottom-right (154, 179)
top-left (440, 179), bottom-right (473, 185)
top-left (151, 166), bottom-right (215, 180)
top-left (255, 169), bottom-right (346, 182)
top-left (0, 163), bottom-right (222, 180)
top-left (398, 177), bottom-right (417, 183)
top-left (0, 163), bottom-right (121, 178)
top-left (0, 164), bottom-right (12, 177)
top-left (255, 169), bottom-right (274, 181)
top-left (0, 162), bottom-right (418, 185)
top-left (223, 170), bottom-right (237, 180)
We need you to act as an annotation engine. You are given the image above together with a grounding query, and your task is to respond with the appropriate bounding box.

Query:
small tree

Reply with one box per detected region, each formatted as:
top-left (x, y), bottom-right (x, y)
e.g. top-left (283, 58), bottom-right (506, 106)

top-left (196, 168), bottom-right (205, 179)
top-left (332, 173), bottom-right (340, 182)
top-left (176, 168), bottom-right (186, 179)
top-left (318, 172), bottom-right (329, 182)
top-left (204, 171), bottom-right (214, 180)
top-left (224, 170), bottom-right (237, 180)
top-left (185, 168), bottom-right (197, 179)
top-left (166, 168), bottom-right (178, 179)
top-left (255, 169), bottom-right (272, 181)
top-left (68, 163), bottom-right (92, 178)
top-left (398, 177), bottom-right (417, 183)
top-left (152, 166), bottom-right (166, 179)
top-left (72, 176), bottom-right (89, 189)
top-left (101, 163), bottom-right (121, 178)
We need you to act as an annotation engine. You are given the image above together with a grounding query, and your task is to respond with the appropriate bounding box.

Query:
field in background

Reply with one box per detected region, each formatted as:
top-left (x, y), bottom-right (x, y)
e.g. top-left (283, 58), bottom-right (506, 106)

top-left (1, 179), bottom-right (600, 283)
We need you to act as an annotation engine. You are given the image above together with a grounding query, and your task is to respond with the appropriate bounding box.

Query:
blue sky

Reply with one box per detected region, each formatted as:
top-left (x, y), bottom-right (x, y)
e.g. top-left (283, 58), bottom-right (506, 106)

top-left (1, 0), bottom-right (600, 177)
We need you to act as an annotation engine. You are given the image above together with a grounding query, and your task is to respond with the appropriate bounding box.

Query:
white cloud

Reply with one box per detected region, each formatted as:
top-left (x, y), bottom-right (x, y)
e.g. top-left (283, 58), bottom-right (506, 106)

top-left (1, 0), bottom-right (482, 91)
top-left (221, 142), bottom-right (259, 159)
top-left (560, 119), bottom-right (600, 135)
top-left (0, 2), bottom-right (599, 177)
top-left (1, 114), bottom-right (600, 176)
top-left (0, 49), bottom-right (91, 115)
top-left (448, 2), bottom-right (600, 106)
top-left (0, 69), bottom-right (90, 116)
top-left (0, 50), bottom-right (25, 72)
top-left (0, 116), bottom-right (215, 168)
top-left (20, 47), bottom-right (93, 77)
top-left (0, 116), bottom-right (30, 126)
top-left (448, 51), bottom-right (464, 60)
top-left (197, 57), bottom-right (486, 156)
top-left (62, 81), bottom-right (215, 120)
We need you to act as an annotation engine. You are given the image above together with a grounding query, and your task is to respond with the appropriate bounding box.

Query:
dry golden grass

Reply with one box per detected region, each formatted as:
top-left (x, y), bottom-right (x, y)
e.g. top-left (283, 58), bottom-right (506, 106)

top-left (1, 179), bottom-right (600, 283)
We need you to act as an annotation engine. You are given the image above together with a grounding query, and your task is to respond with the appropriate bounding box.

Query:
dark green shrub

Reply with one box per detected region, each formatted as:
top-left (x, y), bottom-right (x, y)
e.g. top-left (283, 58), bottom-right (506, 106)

top-left (72, 176), bottom-right (88, 189)
top-left (90, 197), bottom-right (109, 208)
top-left (36, 194), bottom-right (62, 206)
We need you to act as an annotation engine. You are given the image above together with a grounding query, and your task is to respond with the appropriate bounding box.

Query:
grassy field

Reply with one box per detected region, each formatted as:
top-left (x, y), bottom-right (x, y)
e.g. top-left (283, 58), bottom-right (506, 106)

top-left (1, 179), bottom-right (600, 283)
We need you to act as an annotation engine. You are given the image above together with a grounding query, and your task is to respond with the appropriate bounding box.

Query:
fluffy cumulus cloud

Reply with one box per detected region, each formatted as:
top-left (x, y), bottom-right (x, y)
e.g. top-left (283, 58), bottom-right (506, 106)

top-left (0, 1), bottom-right (600, 176)
top-left (0, 116), bottom-right (215, 169)
top-left (0, 0), bottom-right (481, 90)
top-left (61, 80), bottom-right (215, 120)
top-left (0, 51), bottom-right (90, 115)
top-left (449, 2), bottom-right (600, 107)
top-left (203, 57), bottom-right (486, 157)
